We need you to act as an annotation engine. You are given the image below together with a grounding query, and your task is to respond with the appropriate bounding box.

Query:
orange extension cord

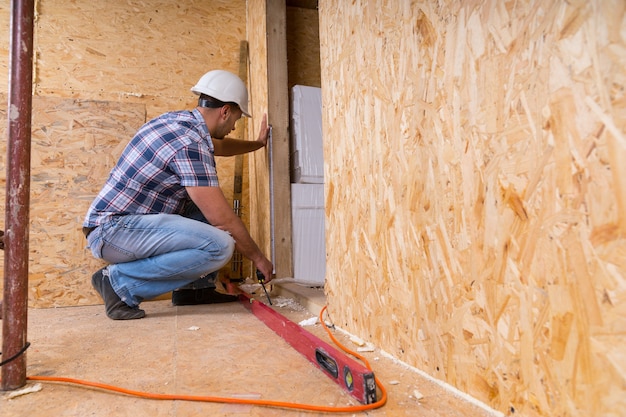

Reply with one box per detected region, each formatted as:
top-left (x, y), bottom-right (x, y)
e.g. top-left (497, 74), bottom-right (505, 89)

top-left (25, 306), bottom-right (387, 414)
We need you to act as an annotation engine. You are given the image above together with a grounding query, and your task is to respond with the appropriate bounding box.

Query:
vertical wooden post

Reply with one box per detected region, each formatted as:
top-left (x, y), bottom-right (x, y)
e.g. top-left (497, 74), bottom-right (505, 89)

top-left (2, 0), bottom-right (35, 391)
top-left (266, 0), bottom-right (293, 278)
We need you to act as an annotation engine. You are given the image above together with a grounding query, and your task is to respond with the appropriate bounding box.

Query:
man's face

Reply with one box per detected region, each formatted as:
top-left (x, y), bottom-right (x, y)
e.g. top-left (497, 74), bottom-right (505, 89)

top-left (214, 105), bottom-right (243, 139)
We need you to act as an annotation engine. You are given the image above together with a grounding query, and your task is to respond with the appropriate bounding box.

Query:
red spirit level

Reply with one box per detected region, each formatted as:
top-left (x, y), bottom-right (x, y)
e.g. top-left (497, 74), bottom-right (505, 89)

top-left (238, 293), bottom-right (377, 404)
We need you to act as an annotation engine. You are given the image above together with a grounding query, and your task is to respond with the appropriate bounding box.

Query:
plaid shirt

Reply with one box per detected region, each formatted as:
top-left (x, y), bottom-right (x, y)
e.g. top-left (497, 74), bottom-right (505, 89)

top-left (84, 108), bottom-right (218, 227)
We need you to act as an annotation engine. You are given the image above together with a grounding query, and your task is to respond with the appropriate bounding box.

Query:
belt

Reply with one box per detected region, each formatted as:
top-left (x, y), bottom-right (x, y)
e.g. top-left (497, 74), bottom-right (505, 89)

top-left (82, 226), bottom-right (97, 238)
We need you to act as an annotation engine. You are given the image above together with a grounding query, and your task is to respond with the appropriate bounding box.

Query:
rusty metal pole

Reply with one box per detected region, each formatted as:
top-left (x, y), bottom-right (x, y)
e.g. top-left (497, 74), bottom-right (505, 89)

top-left (2, 0), bottom-right (35, 391)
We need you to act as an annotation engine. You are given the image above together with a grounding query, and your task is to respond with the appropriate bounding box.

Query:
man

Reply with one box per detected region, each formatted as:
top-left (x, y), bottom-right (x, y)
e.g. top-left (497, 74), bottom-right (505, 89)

top-left (83, 70), bottom-right (274, 320)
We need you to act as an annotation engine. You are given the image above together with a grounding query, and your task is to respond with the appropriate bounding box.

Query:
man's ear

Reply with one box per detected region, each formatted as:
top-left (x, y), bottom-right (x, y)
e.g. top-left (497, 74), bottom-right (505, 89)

top-left (219, 104), bottom-right (230, 120)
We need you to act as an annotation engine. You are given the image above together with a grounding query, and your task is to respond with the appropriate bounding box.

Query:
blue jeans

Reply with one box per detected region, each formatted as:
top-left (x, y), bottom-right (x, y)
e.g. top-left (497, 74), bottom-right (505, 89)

top-left (86, 211), bottom-right (235, 307)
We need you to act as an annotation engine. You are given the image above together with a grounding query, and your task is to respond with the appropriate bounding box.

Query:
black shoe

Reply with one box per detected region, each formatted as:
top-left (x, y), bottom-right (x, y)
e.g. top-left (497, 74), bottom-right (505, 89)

top-left (91, 268), bottom-right (145, 320)
top-left (171, 288), bottom-right (238, 306)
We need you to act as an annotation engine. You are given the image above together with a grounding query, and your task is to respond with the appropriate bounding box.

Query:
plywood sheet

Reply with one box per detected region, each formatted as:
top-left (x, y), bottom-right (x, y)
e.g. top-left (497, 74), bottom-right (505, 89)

top-left (33, 0), bottom-right (247, 119)
top-left (0, 2), bottom-right (9, 90)
top-left (319, 0), bottom-right (626, 416)
top-left (0, 96), bottom-right (255, 308)
top-left (0, 96), bottom-right (146, 307)
top-left (0, 1), bottom-right (267, 308)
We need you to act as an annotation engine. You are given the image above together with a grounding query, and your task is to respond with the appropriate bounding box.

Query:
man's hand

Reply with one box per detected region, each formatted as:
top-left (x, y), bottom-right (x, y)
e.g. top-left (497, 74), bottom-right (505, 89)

top-left (256, 114), bottom-right (270, 148)
top-left (212, 113), bottom-right (270, 156)
top-left (255, 257), bottom-right (274, 284)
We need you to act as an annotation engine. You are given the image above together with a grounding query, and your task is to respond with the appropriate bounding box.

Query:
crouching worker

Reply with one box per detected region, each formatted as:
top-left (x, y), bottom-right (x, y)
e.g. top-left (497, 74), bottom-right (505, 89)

top-left (82, 70), bottom-right (274, 320)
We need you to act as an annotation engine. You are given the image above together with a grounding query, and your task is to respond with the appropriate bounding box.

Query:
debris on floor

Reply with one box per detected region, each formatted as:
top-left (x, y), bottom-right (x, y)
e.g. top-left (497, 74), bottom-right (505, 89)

top-left (412, 389), bottom-right (425, 401)
top-left (268, 296), bottom-right (307, 313)
top-left (5, 383), bottom-right (43, 400)
top-left (350, 335), bottom-right (366, 346)
top-left (357, 345), bottom-right (375, 352)
top-left (298, 316), bottom-right (319, 326)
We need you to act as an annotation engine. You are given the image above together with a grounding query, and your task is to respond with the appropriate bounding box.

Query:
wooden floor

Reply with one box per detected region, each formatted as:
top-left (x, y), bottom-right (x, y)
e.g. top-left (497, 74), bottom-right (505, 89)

top-left (1, 290), bottom-right (500, 416)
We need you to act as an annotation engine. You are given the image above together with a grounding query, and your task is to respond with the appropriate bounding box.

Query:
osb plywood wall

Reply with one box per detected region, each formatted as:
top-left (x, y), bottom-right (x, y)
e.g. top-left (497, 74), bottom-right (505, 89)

top-left (0, 97), bottom-right (145, 305)
top-left (0, 6), bottom-right (7, 90)
top-left (0, 0), bottom-right (253, 307)
top-left (319, 1), bottom-right (626, 416)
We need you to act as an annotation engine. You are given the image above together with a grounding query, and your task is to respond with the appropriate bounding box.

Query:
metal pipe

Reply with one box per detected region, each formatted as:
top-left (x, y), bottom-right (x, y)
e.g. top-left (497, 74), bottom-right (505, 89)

top-left (2, 0), bottom-right (35, 391)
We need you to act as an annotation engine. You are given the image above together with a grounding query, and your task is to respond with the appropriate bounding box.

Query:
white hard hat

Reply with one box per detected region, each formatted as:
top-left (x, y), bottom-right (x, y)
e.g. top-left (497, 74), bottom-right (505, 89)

top-left (191, 70), bottom-right (251, 117)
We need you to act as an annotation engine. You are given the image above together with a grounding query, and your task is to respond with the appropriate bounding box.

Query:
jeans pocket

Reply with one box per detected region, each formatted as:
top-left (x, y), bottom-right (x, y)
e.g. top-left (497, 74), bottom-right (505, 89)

top-left (88, 216), bottom-right (124, 260)
top-left (87, 229), bottom-right (105, 259)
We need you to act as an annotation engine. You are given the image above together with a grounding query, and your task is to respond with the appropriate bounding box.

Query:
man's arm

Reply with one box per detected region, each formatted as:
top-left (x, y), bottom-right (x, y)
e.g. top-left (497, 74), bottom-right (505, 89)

top-left (212, 137), bottom-right (264, 156)
top-left (212, 113), bottom-right (270, 156)
top-left (186, 185), bottom-right (274, 282)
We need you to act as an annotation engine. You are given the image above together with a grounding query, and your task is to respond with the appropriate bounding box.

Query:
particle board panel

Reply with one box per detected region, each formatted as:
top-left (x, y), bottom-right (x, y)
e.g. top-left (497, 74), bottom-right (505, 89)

top-left (32, 0), bottom-right (247, 120)
top-left (319, 1), bottom-right (626, 416)
top-left (0, 96), bottom-right (147, 308)
top-left (0, 2), bottom-right (8, 90)
top-left (30, 0), bottom-right (248, 220)
top-left (1, 0), bottom-right (263, 307)
top-left (0, 96), bottom-right (251, 307)
top-left (1, 0), bottom-right (265, 294)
